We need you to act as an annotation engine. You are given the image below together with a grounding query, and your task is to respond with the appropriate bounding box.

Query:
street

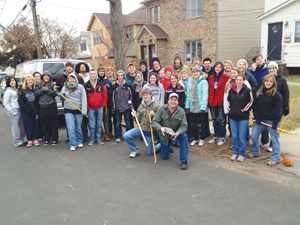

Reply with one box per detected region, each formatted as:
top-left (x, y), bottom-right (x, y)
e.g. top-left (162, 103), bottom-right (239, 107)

top-left (1, 106), bottom-right (300, 225)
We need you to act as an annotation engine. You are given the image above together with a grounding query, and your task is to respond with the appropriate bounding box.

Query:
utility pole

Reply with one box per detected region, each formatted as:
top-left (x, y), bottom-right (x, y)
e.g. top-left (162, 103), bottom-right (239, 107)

top-left (31, 0), bottom-right (42, 59)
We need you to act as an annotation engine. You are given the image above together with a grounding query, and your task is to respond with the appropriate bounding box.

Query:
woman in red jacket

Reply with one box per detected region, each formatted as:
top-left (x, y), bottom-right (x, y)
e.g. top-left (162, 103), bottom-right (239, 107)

top-left (84, 69), bottom-right (108, 146)
top-left (208, 62), bottom-right (230, 145)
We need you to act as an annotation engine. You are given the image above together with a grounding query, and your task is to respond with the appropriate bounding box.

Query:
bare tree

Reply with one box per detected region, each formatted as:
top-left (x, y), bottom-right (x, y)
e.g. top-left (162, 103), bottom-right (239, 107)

top-left (107, 0), bottom-right (126, 72)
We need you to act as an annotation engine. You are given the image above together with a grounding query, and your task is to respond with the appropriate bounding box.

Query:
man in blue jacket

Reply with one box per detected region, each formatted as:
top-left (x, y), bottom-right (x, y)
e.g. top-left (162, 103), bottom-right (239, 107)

top-left (249, 54), bottom-right (268, 84)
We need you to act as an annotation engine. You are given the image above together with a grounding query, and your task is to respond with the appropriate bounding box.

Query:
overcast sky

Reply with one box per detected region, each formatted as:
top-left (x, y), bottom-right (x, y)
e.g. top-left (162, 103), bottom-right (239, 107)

top-left (0, 0), bottom-right (141, 33)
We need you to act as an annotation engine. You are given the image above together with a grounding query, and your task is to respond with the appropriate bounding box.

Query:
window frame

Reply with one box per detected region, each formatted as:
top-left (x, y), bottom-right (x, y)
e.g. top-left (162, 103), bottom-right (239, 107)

top-left (93, 29), bottom-right (103, 44)
top-left (295, 20), bottom-right (300, 43)
top-left (150, 7), bottom-right (154, 23)
top-left (80, 42), bottom-right (87, 51)
top-left (185, 0), bottom-right (202, 19)
top-left (185, 40), bottom-right (202, 62)
top-left (125, 27), bottom-right (133, 39)
top-left (156, 6), bottom-right (161, 22)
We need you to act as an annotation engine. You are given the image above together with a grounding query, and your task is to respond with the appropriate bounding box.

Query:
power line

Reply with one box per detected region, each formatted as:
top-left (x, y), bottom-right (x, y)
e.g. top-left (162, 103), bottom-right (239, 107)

top-left (6, 0), bottom-right (30, 30)
top-left (0, 0), bottom-right (7, 18)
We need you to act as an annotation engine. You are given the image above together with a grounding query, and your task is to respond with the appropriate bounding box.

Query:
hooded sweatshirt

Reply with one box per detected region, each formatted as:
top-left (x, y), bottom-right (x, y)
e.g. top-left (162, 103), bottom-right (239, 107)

top-left (140, 60), bottom-right (149, 82)
top-left (18, 86), bottom-right (39, 117)
top-left (143, 82), bottom-right (165, 106)
top-left (56, 69), bottom-right (84, 90)
top-left (35, 72), bottom-right (57, 108)
top-left (3, 87), bottom-right (19, 114)
top-left (60, 73), bottom-right (87, 115)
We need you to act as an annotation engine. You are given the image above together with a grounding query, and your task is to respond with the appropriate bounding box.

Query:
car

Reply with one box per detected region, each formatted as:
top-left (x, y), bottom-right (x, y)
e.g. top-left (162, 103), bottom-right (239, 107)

top-left (0, 72), bottom-right (8, 83)
top-left (13, 59), bottom-right (92, 115)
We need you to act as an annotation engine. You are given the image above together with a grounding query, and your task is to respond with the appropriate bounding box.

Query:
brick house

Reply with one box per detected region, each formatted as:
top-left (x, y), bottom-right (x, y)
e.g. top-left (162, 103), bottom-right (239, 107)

top-left (136, 0), bottom-right (264, 69)
top-left (86, 6), bottom-right (147, 68)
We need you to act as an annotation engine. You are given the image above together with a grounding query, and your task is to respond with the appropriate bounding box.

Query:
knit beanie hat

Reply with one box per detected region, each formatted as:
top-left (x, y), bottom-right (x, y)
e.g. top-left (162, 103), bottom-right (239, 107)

top-left (268, 61), bottom-right (279, 70)
top-left (152, 57), bottom-right (160, 65)
top-left (65, 62), bottom-right (74, 68)
top-left (164, 65), bottom-right (173, 74)
top-left (148, 71), bottom-right (157, 78)
top-left (236, 59), bottom-right (248, 69)
top-left (174, 53), bottom-right (181, 61)
top-left (98, 64), bottom-right (105, 71)
top-left (140, 60), bottom-right (147, 68)
top-left (105, 66), bottom-right (115, 73)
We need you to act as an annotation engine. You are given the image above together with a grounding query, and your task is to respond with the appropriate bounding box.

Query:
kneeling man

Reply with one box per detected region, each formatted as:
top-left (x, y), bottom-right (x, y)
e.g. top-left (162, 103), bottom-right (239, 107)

top-left (151, 93), bottom-right (189, 170)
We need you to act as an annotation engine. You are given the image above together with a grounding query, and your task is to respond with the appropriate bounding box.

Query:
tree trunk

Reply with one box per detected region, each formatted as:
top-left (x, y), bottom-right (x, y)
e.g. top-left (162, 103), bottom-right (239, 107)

top-left (107, 0), bottom-right (126, 72)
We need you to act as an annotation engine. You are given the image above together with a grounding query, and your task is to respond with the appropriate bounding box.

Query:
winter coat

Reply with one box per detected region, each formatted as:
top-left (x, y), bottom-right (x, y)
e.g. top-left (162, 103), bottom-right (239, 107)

top-left (143, 83), bottom-right (165, 106)
top-left (132, 81), bottom-right (147, 111)
top-left (136, 99), bottom-right (160, 132)
top-left (165, 84), bottom-right (186, 108)
top-left (227, 84), bottom-right (253, 120)
top-left (111, 79), bottom-right (134, 113)
top-left (125, 73), bottom-right (135, 85)
top-left (84, 80), bottom-right (108, 111)
top-left (160, 78), bottom-right (171, 91)
top-left (244, 71), bottom-right (257, 88)
top-left (185, 75), bottom-right (209, 113)
top-left (151, 104), bottom-right (188, 145)
top-left (179, 78), bottom-right (189, 94)
top-left (256, 72), bottom-right (290, 116)
top-left (3, 87), bottom-right (19, 115)
top-left (208, 63), bottom-right (230, 107)
top-left (35, 80), bottom-right (57, 108)
top-left (56, 71), bottom-right (84, 90)
top-left (253, 90), bottom-right (283, 125)
top-left (18, 87), bottom-right (39, 117)
top-left (148, 66), bottom-right (163, 81)
top-left (202, 66), bottom-right (214, 80)
top-left (223, 79), bottom-right (251, 114)
top-left (98, 75), bottom-right (113, 107)
top-left (249, 64), bottom-right (268, 84)
top-left (173, 64), bottom-right (189, 80)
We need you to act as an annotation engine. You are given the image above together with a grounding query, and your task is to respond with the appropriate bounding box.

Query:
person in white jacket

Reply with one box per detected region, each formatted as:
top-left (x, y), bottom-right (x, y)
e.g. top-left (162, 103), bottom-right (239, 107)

top-left (3, 77), bottom-right (26, 146)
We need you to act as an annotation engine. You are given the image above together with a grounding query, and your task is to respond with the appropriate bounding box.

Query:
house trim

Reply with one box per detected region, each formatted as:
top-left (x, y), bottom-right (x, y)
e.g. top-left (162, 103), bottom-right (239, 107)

top-left (257, 0), bottom-right (296, 20)
top-left (135, 25), bottom-right (168, 41)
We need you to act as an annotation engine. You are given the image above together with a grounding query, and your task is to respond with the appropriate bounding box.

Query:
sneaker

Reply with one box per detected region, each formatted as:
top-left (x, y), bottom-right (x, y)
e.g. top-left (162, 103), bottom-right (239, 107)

top-left (209, 137), bottom-right (219, 144)
top-left (217, 138), bottom-right (226, 146)
top-left (27, 141), bottom-right (33, 147)
top-left (116, 138), bottom-right (121, 143)
top-left (267, 147), bottom-right (272, 152)
top-left (248, 153), bottom-right (261, 159)
top-left (267, 160), bottom-right (279, 166)
top-left (52, 141), bottom-right (57, 146)
top-left (230, 154), bottom-right (238, 161)
top-left (33, 139), bottom-right (40, 146)
top-left (180, 162), bottom-right (188, 170)
top-left (38, 138), bottom-right (43, 141)
top-left (77, 144), bottom-right (83, 148)
top-left (129, 150), bottom-right (139, 158)
top-left (44, 141), bottom-right (49, 146)
top-left (88, 141), bottom-right (94, 146)
top-left (237, 156), bottom-right (245, 162)
top-left (98, 140), bottom-right (104, 145)
top-left (198, 139), bottom-right (205, 147)
top-left (190, 140), bottom-right (199, 146)
top-left (70, 147), bottom-right (76, 151)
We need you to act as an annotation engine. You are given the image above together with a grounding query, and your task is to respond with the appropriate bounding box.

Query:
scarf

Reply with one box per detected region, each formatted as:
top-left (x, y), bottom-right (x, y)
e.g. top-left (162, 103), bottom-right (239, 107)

top-left (190, 77), bottom-right (200, 113)
top-left (135, 80), bottom-right (144, 98)
top-left (64, 81), bottom-right (78, 94)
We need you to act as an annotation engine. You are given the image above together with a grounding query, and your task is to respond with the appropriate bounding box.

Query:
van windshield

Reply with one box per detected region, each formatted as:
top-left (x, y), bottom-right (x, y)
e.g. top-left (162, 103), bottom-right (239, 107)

top-left (43, 63), bottom-right (65, 79)
top-left (14, 62), bottom-right (35, 81)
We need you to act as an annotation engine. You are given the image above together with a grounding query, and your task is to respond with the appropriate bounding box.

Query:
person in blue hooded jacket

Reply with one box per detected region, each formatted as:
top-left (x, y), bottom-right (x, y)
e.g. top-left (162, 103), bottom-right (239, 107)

top-left (185, 66), bottom-right (209, 147)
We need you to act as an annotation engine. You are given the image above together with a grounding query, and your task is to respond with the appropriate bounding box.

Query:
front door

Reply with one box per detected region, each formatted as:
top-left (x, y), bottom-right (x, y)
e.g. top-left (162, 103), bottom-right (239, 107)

top-left (268, 22), bottom-right (283, 61)
top-left (148, 44), bottom-right (156, 68)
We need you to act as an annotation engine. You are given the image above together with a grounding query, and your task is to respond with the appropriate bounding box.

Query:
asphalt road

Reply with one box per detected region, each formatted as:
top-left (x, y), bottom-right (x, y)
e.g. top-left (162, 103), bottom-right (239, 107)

top-left (1, 107), bottom-right (300, 225)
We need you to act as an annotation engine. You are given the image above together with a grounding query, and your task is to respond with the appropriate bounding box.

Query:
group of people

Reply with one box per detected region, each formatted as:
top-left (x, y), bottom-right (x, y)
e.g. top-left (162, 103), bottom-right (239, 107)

top-left (3, 53), bottom-right (289, 169)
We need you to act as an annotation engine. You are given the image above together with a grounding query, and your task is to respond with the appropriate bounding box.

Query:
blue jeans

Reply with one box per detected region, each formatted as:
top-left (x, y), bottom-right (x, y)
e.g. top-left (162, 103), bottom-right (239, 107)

top-left (229, 119), bottom-right (249, 157)
top-left (21, 109), bottom-right (39, 141)
top-left (251, 120), bottom-right (281, 162)
top-left (190, 112), bottom-right (209, 140)
top-left (159, 133), bottom-right (189, 162)
top-left (210, 106), bottom-right (226, 138)
top-left (65, 113), bottom-right (83, 148)
top-left (88, 108), bottom-right (103, 142)
top-left (116, 111), bottom-right (131, 139)
top-left (124, 127), bottom-right (160, 155)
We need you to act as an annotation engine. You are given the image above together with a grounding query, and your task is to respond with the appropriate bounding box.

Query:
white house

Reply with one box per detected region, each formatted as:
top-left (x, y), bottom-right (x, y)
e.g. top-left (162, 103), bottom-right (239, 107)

top-left (258, 0), bottom-right (300, 74)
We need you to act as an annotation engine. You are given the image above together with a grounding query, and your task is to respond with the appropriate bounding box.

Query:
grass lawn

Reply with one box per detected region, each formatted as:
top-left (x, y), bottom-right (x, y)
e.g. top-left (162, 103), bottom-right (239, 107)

top-left (280, 84), bottom-right (300, 131)
top-left (285, 76), bottom-right (300, 83)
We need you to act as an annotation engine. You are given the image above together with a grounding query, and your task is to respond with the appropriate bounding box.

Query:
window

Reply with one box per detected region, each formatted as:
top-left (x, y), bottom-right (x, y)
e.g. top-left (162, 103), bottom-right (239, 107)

top-left (186, 41), bottom-right (202, 62)
top-left (185, 0), bottom-right (202, 19)
top-left (80, 42), bottom-right (87, 51)
top-left (295, 21), bottom-right (300, 43)
top-left (156, 6), bottom-right (160, 22)
top-left (93, 29), bottom-right (103, 44)
top-left (43, 63), bottom-right (65, 79)
top-left (150, 8), bottom-right (154, 23)
top-left (125, 27), bottom-right (133, 39)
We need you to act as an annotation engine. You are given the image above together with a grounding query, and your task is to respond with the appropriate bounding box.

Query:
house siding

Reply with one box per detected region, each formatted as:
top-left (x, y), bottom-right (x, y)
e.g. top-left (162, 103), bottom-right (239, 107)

top-left (260, 0), bottom-right (300, 67)
top-left (143, 0), bottom-right (218, 67)
top-left (265, 0), bottom-right (287, 12)
top-left (217, 0), bottom-right (264, 65)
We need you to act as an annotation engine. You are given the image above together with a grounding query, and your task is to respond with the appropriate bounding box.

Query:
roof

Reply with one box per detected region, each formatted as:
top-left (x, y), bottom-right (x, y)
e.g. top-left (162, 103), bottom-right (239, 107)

top-left (135, 24), bottom-right (169, 40)
top-left (105, 39), bottom-right (135, 57)
top-left (87, 6), bottom-right (147, 31)
top-left (257, 0), bottom-right (296, 20)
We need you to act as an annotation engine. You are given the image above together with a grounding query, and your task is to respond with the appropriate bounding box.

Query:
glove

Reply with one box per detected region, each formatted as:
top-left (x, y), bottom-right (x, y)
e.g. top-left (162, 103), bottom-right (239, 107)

top-left (283, 109), bottom-right (289, 117)
top-left (200, 110), bottom-right (205, 113)
top-left (185, 108), bottom-right (189, 114)
top-left (256, 119), bottom-right (262, 125)
top-left (42, 86), bottom-right (49, 92)
top-left (272, 124), bottom-right (278, 130)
